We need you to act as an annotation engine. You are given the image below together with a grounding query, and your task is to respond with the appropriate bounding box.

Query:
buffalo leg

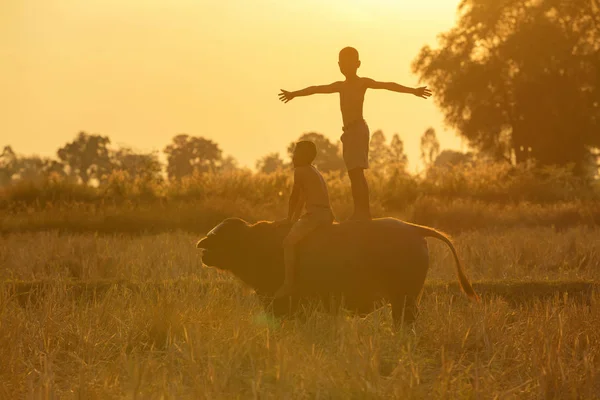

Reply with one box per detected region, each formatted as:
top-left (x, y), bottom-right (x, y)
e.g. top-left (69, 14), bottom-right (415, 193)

top-left (391, 295), bottom-right (418, 327)
top-left (271, 296), bottom-right (300, 319)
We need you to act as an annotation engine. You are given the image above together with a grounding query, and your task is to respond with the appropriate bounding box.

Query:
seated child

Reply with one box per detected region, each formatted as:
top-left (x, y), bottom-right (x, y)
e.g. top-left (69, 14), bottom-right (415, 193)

top-left (274, 140), bottom-right (334, 298)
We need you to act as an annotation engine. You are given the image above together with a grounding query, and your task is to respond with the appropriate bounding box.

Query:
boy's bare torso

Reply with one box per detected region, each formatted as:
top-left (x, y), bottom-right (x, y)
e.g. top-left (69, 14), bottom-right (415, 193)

top-left (337, 77), bottom-right (368, 128)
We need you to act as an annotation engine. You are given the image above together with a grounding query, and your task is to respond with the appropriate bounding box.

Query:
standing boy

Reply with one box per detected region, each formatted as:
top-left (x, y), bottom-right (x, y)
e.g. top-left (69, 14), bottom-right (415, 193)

top-left (279, 47), bottom-right (432, 220)
top-left (274, 141), bottom-right (334, 299)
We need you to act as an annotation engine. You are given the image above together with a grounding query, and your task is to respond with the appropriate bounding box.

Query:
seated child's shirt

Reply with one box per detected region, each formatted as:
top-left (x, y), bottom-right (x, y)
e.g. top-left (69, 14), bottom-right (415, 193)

top-left (295, 165), bottom-right (332, 214)
top-left (285, 165), bottom-right (333, 244)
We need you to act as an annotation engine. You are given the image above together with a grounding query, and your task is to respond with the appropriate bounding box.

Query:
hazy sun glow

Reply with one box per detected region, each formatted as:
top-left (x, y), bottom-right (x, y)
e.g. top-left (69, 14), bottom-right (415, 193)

top-left (1, 0), bottom-right (463, 171)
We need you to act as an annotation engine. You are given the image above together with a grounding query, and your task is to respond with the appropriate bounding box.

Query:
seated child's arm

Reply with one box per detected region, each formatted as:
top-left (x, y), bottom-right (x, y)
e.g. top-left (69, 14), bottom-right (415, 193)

top-left (279, 82), bottom-right (341, 103)
top-left (291, 193), bottom-right (306, 222)
top-left (364, 78), bottom-right (432, 99)
top-left (287, 178), bottom-right (304, 222)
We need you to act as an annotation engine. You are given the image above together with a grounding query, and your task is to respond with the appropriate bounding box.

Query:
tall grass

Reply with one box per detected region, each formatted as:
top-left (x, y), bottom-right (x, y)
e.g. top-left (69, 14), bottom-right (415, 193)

top-left (1, 275), bottom-right (598, 398)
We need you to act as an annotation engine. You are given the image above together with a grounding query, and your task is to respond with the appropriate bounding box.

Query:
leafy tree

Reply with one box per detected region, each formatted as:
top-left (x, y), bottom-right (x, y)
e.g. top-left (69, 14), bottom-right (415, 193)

top-left (1, 146), bottom-right (66, 185)
top-left (368, 130), bottom-right (409, 174)
top-left (390, 134), bottom-right (409, 170)
top-left (57, 132), bottom-right (112, 185)
top-left (12, 156), bottom-right (46, 181)
top-left (420, 128), bottom-right (440, 168)
top-left (256, 153), bottom-right (287, 174)
top-left (111, 148), bottom-right (162, 181)
top-left (369, 130), bottom-right (392, 173)
top-left (412, 0), bottom-right (600, 175)
top-left (218, 155), bottom-right (239, 173)
top-left (44, 160), bottom-right (67, 177)
top-left (434, 149), bottom-right (474, 168)
top-left (163, 134), bottom-right (223, 180)
top-left (0, 146), bottom-right (17, 186)
top-left (287, 132), bottom-right (345, 173)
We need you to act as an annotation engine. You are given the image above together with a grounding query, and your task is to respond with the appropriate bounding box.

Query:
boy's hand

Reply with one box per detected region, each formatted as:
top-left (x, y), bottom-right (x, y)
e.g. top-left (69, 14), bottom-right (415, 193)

top-left (278, 89), bottom-right (295, 103)
top-left (413, 86), bottom-right (432, 99)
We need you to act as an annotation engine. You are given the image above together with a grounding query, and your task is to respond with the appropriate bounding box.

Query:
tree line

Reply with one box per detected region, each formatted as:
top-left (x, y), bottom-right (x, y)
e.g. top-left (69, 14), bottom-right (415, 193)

top-left (2, 118), bottom-right (597, 189)
top-left (2, 129), bottom-right (448, 187)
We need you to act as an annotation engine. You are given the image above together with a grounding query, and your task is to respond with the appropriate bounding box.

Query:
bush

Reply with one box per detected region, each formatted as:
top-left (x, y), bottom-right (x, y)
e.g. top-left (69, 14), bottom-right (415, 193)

top-left (420, 162), bottom-right (594, 203)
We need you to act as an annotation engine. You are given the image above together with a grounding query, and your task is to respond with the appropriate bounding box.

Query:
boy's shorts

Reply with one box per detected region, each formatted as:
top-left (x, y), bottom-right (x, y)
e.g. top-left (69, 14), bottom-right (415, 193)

top-left (340, 120), bottom-right (370, 171)
top-left (283, 207), bottom-right (334, 247)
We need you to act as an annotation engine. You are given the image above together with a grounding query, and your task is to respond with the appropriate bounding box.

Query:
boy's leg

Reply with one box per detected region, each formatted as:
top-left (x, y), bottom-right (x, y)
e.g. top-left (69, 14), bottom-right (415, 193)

top-left (275, 218), bottom-right (315, 298)
top-left (348, 168), bottom-right (371, 220)
top-left (276, 243), bottom-right (296, 297)
top-left (341, 122), bottom-right (371, 221)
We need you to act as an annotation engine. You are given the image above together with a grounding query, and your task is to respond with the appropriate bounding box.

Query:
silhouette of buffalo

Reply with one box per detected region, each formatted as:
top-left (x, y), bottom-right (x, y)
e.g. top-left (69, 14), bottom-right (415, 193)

top-left (196, 217), bottom-right (478, 324)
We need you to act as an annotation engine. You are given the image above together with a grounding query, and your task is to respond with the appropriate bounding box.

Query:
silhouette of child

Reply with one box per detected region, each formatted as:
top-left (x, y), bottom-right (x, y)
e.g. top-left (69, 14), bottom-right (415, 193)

top-left (274, 141), bottom-right (334, 299)
top-left (279, 47), bottom-right (432, 220)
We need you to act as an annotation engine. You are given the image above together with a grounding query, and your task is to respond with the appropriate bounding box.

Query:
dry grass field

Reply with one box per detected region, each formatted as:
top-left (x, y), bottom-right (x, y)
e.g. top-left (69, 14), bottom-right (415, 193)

top-left (1, 223), bottom-right (599, 399)
top-left (1, 167), bottom-right (599, 398)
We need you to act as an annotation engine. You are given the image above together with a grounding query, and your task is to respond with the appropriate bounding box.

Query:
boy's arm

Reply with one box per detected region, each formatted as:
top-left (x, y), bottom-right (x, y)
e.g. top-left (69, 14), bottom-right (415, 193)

top-left (286, 176), bottom-right (303, 222)
top-left (364, 78), bottom-right (432, 99)
top-left (291, 193), bottom-right (306, 222)
top-left (279, 82), bottom-right (341, 103)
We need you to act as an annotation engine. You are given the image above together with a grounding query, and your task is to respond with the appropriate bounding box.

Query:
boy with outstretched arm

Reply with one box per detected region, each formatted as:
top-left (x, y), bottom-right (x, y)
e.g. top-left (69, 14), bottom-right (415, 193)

top-left (279, 47), bottom-right (432, 220)
top-left (274, 141), bottom-right (334, 299)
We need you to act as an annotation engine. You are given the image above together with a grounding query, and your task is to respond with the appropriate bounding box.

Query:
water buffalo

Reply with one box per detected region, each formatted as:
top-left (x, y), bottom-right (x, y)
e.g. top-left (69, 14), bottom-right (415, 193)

top-left (196, 217), bottom-right (478, 324)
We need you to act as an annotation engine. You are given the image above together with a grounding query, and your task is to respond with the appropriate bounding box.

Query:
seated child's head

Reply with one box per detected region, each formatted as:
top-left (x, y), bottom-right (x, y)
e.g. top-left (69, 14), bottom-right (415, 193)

top-left (292, 141), bottom-right (317, 167)
top-left (338, 47), bottom-right (361, 77)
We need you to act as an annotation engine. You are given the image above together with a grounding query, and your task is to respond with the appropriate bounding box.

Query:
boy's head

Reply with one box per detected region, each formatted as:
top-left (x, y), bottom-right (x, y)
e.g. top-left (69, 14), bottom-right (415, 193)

top-left (338, 47), bottom-right (360, 77)
top-left (292, 141), bottom-right (317, 167)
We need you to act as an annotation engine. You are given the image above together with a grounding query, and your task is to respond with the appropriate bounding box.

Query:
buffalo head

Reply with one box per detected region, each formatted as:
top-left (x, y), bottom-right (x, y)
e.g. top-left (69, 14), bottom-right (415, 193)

top-left (196, 218), bottom-right (251, 269)
top-left (196, 218), bottom-right (289, 294)
top-left (197, 218), bottom-right (288, 267)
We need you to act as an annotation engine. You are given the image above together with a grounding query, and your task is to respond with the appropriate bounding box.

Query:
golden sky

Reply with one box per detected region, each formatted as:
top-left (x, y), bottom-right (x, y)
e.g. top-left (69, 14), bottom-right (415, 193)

top-left (1, 0), bottom-right (464, 171)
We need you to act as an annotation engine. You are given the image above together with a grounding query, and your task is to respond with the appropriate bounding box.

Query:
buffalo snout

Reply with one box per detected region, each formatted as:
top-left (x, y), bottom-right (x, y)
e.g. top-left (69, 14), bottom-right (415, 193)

top-left (196, 237), bottom-right (210, 249)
